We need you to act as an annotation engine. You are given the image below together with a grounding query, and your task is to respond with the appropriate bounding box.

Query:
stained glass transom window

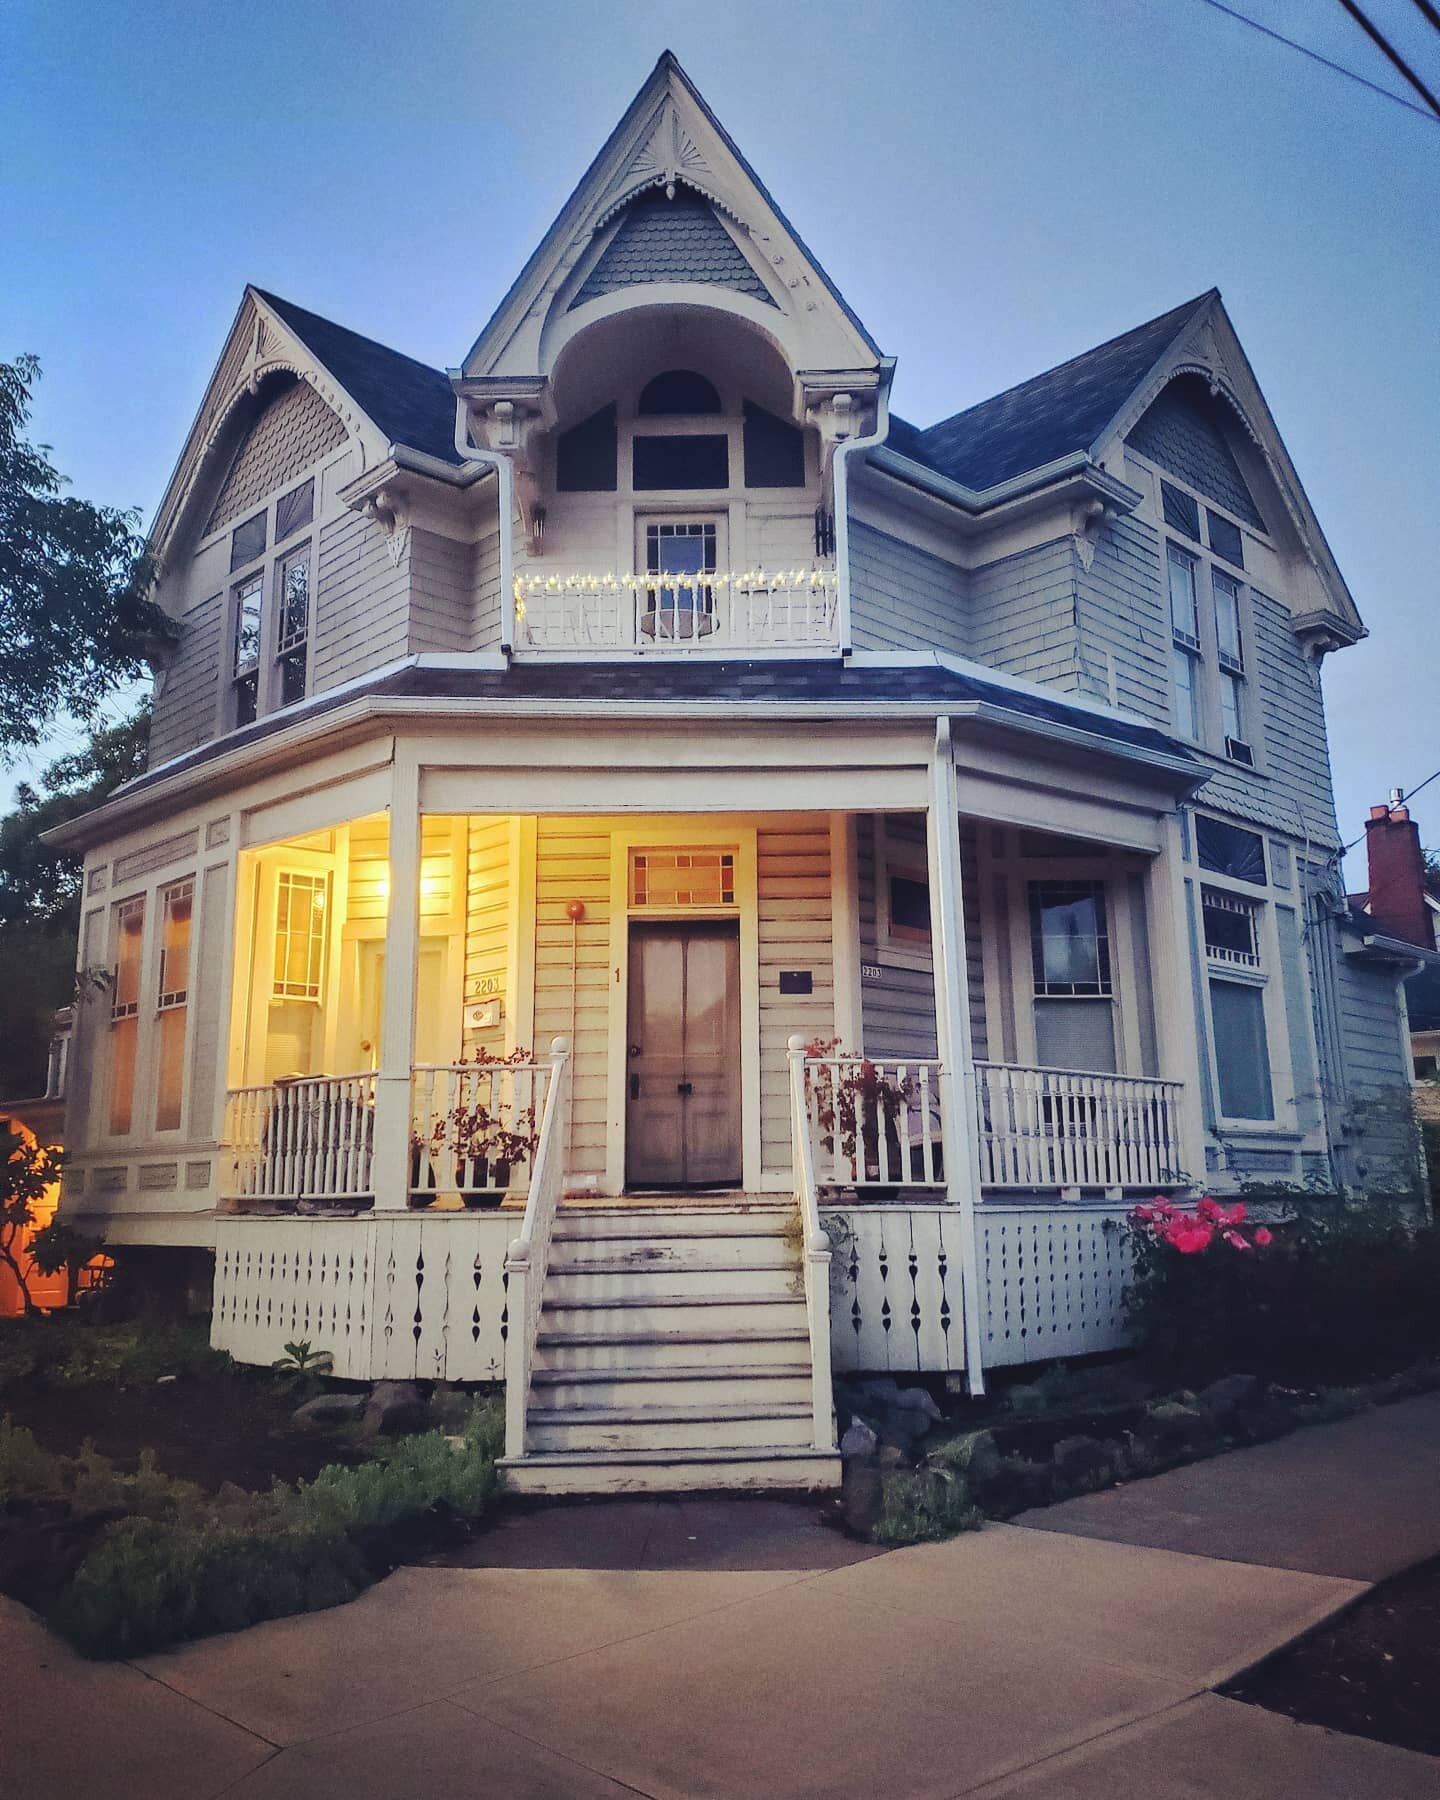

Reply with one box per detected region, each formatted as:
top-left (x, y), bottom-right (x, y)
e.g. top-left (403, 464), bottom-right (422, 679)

top-left (631, 850), bottom-right (735, 909)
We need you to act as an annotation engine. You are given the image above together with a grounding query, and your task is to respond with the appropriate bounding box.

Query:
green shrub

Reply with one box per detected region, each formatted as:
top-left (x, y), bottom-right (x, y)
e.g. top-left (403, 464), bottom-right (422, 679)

top-left (873, 1468), bottom-right (983, 1545)
top-left (0, 1416), bottom-right (59, 1501)
top-left (54, 1517), bottom-right (366, 1659)
top-left (49, 1399), bottom-right (504, 1659)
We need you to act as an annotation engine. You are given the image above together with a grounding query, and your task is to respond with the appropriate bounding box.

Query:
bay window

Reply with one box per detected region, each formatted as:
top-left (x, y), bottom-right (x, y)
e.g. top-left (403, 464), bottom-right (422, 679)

top-left (155, 879), bottom-right (193, 1131)
top-left (108, 896), bottom-right (146, 1135)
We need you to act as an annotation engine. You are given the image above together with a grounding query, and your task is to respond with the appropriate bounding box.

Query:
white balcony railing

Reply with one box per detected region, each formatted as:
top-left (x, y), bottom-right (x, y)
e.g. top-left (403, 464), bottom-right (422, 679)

top-left (409, 1059), bottom-right (554, 1206)
top-left (222, 1072), bottom-right (377, 1206)
top-left (801, 1054), bottom-right (946, 1190)
top-left (974, 1062), bottom-right (1185, 1191)
top-left (514, 568), bottom-right (840, 654)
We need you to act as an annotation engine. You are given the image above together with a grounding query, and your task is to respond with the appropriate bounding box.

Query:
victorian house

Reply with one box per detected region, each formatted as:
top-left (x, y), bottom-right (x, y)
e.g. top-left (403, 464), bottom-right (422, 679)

top-left (49, 55), bottom-right (1421, 1491)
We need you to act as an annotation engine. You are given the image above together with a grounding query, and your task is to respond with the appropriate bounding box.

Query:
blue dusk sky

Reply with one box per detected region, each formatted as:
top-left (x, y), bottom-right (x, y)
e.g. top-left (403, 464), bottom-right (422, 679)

top-left (4, 0), bottom-right (1437, 880)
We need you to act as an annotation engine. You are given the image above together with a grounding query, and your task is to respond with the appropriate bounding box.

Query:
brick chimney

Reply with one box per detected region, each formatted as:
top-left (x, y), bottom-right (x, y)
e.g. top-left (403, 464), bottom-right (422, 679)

top-left (1364, 792), bottom-right (1435, 950)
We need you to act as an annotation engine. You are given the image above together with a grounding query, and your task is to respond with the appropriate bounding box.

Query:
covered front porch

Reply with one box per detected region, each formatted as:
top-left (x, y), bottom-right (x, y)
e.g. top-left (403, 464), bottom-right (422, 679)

top-left (218, 802), bottom-right (1193, 1218)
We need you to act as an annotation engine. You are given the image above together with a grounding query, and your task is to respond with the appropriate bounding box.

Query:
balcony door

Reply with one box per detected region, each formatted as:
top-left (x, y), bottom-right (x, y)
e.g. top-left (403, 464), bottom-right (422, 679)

top-left (637, 517), bottom-right (722, 640)
top-left (626, 921), bottom-right (742, 1188)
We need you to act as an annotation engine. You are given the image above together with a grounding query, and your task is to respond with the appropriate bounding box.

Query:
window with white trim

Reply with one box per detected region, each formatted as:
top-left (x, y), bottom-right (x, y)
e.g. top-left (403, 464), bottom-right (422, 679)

top-left (154, 879), bottom-right (193, 1131)
top-left (108, 896), bottom-right (146, 1135)
top-left (1154, 470), bottom-right (1260, 764)
top-left (1028, 879), bottom-right (1117, 1072)
top-left (1195, 841), bottom-right (1277, 1122)
top-left (224, 476), bottom-right (318, 728)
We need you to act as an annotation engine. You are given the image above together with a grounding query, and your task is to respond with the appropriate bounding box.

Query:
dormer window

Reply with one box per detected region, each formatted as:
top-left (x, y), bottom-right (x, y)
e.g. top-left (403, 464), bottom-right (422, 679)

top-left (638, 369), bottom-right (721, 415)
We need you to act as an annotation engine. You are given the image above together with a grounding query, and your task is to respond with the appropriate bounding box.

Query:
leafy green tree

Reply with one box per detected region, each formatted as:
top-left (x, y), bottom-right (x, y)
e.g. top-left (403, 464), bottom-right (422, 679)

top-left (0, 354), bottom-right (170, 759)
top-left (0, 1121), bottom-right (64, 1315)
top-left (0, 705), bottom-right (149, 1096)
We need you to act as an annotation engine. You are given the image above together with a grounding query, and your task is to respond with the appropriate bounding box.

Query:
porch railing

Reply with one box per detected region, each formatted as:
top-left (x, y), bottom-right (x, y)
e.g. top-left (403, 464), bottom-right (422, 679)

top-left (801, 1053), bottom-right (946, 1189)
top-left (974, 1062), bottom-right (1185, 1191)
top-left (222, 1072), bottom-right (377, 1205)
top-left (787, 1037), bottom-right (836, 1451)
top-left (503, 1036), bottom-right (572, 1461)
top-left (409, 1060), bottom-right (554, 1206)
top-left (514, 568), bottom-right (839, 654)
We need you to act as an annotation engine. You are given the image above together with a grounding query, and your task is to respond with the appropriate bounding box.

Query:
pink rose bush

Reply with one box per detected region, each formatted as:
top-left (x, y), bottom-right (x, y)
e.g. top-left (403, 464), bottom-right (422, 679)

top-left (1128, 1195), bottom-right (1273, 1256)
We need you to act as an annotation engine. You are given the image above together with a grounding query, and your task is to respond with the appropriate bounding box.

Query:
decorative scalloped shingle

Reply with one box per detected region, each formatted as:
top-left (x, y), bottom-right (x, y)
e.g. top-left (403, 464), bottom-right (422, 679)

top-left (571, 187), bottom-right (776, 308)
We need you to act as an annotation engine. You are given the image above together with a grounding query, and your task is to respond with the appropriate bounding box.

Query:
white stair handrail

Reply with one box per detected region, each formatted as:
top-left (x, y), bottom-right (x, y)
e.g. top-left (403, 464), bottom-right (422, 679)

top-left (788, 1035), bottom-right (836, 1452)
top-left (503, 1036), bottom-right (572, 1460)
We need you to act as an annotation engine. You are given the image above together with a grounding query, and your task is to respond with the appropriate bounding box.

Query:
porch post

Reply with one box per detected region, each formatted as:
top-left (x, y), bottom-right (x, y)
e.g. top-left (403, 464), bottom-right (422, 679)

top-left (926, 718), bottom-right (988, 1394)
top-left (1147, 811), bottom-right (1209, 1188)
top-left (371, 751), bottom-right (421, 1210)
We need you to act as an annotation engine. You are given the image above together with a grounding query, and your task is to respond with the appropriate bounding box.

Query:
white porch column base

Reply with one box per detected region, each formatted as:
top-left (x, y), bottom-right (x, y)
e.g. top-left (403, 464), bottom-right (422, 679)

top-left (371, 752), bottom-right (421, 1210)
top-left (927, 718), bottom-right (988, 1394)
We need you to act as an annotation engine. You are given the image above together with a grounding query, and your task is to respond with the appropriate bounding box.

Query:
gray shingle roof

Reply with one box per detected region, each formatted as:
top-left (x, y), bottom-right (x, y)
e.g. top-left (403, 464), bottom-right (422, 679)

top-left (893, 294), bottom-right (1213, 491)
top-left (123, 659), bottom-right (1194, 804)
top-left (570, 186), bottom-right (776, 308)
top-left (256, 290), bottom-right (463, 465)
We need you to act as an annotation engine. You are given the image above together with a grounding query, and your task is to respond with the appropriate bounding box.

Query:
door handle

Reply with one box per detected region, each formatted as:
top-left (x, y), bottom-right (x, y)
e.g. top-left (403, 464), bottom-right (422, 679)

top-left (676, 1081), bottom-right (693, 1096)
top-left (630, 1074), bottom-right (641, 1100)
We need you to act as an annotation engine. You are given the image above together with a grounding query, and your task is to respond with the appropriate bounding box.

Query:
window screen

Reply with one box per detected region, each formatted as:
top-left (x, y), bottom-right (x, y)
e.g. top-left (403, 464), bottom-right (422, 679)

top-left (1206, 509), bottom-right (1244, 568)
top-left (889, 873), bottom-right (931, 940)
top-left (1210, 979), bottom-right (1275, 1119)
top-left (1161, 481), bottom-right (1200, 542)
top-left (230, 512), bottom-right (267, 571)
top-left (275, 478), bottom-right (314, 542)
top-left (1195, 815), bottom-right (1266, 885)
top-left (556, 405), bottom-right (618, 491)
top-left (633, 434), bottom-right (729, 490)
top-left (743, 402), bottom-right (805, 488)
top-left (1202, 886), bottom-right (1260, 966)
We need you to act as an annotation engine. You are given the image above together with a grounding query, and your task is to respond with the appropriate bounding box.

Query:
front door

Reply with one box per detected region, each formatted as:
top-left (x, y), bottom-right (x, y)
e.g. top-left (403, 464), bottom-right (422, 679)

top-left (626, 921), bottom-right (742, 1187)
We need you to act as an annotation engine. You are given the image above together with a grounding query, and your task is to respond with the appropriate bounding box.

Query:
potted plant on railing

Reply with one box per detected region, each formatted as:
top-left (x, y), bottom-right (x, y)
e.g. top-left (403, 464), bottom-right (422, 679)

top-left (410, 1047), bottom-right (541, 1210)
top-left (803, 1038), bottom-right (923, 1193)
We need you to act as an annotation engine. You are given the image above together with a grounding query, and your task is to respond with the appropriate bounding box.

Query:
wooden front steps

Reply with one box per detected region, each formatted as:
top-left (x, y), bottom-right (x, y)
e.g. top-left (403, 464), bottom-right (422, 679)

top-left (499, 1203), bottom-right (839, 1496)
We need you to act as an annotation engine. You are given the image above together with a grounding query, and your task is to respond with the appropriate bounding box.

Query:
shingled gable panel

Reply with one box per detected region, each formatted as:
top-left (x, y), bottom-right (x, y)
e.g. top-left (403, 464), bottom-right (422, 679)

top-left (1126, 375), bottom-right (1266, 530)
top-left (570, 186), bottom-right (776, 308)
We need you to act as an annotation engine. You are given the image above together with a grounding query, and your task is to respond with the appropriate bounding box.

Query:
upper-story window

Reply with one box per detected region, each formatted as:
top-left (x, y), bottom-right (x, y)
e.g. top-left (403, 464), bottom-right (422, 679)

top-left (226, 477), bottom-right (314, 727)
top-left (1193, 813), bottom-right (1278, 1124)
top-left (1160, 478), bottom-right (1256, 765)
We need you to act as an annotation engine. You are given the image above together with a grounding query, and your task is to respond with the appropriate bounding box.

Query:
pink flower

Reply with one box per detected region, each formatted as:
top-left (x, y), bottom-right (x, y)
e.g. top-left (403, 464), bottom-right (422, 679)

top-left (1253, 1226), bottom-right (1273, 1247)
top-left (1169, 1220), bottom-right (1214, 1254)
top-left (1132, 1205), bottom-right (1155, 1224)
top-left (1220, 1202), bottom-right (1247, 1227)
top-left (1222, 1230), bottom-right (1252, 1251)
top-left (1196, 1196), bottom-right (1224, 1222)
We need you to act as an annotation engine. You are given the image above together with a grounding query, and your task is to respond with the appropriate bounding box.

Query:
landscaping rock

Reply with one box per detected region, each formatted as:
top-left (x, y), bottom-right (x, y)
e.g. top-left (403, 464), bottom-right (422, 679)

top-left (1196, 1373), bottom-right (1260, 1421)
top-left (973, 1454), bottom-right (1052, 1516)
top-left (361, 1379), bottom-right (426, 1437)
top-left (877, 1407), bottom-right (931, 1447)
top-left (1050, 1434), bottom-right (1117, 1496)
top-left (876, 1443), bottom-right (910, 1470)
top-left (1230, 1392), bottom-right (1301, 1444)
top-left (841, 1455), bottom-right (883, 1537)
top-left (859, 1376), bottom-right (902, 1405)
top-left (1132, 1398), bottom-right (1223, 1464)
top-left (292, 1393), bottom-right (366, 1429)
top-left (887, 1385), bottom-right (942, 1421)
top-left (839, 1416), bottom-right (878, 1460)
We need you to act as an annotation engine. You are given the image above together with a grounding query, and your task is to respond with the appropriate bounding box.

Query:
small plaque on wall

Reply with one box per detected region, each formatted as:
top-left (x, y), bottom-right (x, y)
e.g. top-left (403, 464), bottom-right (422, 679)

top-left (779, 970), bottom-right (813, 995)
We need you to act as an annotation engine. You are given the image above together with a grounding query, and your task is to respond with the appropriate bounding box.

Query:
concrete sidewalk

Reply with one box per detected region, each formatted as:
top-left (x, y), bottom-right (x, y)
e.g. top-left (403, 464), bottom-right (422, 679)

top-left (5, 1394), bottom-right (1439, 1798)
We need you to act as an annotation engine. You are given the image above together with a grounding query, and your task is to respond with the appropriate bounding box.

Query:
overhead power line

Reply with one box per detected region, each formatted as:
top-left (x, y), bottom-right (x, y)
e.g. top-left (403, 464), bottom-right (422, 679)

top-left (1337, 765), bottom-right (1440, 858)
top-left (1195, 0), bottom-right (1440, 123)
top-left (1336, 0), bottom-right (1440, 115)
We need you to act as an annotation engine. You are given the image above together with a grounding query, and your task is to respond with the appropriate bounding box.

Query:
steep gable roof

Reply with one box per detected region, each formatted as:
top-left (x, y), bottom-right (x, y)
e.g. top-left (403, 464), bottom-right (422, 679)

top-left (254, 291), bottom-right (462, 465)
top-left (899, 294), bottom-right (1211, 490)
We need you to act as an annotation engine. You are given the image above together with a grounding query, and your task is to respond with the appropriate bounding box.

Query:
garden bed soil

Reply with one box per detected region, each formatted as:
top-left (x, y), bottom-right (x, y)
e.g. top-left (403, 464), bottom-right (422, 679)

top-left (1222, 1552), bottom-right (1440, 1758)
top-left (1, 1370), bottom-right (364, 1492)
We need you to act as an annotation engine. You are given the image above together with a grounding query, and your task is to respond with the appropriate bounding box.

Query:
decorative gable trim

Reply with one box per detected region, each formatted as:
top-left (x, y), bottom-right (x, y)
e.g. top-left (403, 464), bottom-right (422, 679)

top-left (149, 289), bottom-right (390, 568)
top-left (568, 184), bottom-right (777, 310)
top-left (460, 52), bottom-right (879, 382)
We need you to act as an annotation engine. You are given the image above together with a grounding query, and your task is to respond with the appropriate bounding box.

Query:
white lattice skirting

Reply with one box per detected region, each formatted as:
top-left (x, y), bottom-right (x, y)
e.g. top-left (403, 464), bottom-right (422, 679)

top-left (823, 1203), bottom-right (1134, 1373)
top-left (212, 1214), bottom-right (516, 1382)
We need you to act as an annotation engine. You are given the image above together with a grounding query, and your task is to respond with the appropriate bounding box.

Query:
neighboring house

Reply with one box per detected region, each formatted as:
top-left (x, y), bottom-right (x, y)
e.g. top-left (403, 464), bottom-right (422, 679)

top-left (1349, 797), bottom-right (1440, 1130)
top-left (45, 54), bottom-right (1423, 1490)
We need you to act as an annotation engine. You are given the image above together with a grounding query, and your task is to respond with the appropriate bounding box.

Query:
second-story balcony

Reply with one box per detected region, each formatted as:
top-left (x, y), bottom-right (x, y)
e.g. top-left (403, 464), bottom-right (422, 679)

top-left (514, 567), bottom-right (840, 656)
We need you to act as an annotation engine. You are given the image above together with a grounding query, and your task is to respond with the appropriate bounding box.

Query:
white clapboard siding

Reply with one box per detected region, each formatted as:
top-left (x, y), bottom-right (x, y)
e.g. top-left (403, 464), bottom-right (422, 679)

top-left (532, 819), bottom-right (614, 1178)
top-left (464, 816), bottom-right (513, 1057)
top-left (758, 820), bottom-right (834, 1174)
